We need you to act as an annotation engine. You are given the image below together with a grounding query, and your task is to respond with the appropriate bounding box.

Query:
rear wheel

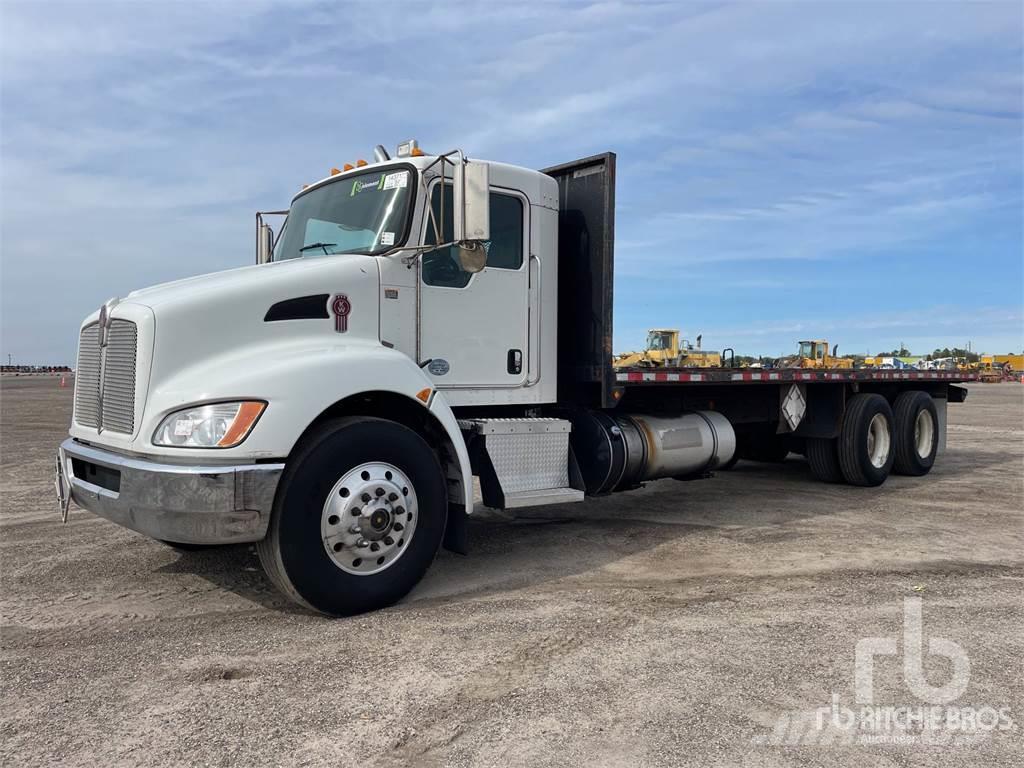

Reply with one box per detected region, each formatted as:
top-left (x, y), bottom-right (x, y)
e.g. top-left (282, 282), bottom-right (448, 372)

top-left (838, 394), bottom-right (894, 487)
top-left (258, 417), bottom-right (447, 616)
top-left (892, 391), bottom-right (938, 476)
top-left (806, 438), bottom-right (843, 483)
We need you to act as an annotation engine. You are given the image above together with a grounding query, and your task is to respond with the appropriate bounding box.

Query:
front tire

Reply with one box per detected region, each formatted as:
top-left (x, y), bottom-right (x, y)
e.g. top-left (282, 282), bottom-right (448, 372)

top-left (258, 417), bottom-right (447, 616)
top-left (892, 391), bottom-right (938, 476)
top-left (838, 394), bottom-right (894, 487)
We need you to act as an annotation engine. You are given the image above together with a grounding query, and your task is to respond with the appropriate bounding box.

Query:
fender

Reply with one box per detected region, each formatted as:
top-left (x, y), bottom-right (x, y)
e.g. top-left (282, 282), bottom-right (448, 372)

top-left (133, 339), bottom-right (473, 511)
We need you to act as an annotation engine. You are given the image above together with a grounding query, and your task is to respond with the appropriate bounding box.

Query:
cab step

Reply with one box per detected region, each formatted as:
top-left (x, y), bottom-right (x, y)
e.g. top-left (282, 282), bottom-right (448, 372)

top-left (458, 418), bottom-right (585, 510)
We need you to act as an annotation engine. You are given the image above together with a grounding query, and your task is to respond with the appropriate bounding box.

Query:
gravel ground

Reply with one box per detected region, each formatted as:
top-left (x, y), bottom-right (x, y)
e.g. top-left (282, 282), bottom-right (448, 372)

top-left (1, 377), bottom-right (1021, 767)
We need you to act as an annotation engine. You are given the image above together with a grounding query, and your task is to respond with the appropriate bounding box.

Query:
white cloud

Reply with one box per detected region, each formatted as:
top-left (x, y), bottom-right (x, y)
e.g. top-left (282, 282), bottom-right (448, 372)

top-left (1, 0), bottom-right (1021, 363)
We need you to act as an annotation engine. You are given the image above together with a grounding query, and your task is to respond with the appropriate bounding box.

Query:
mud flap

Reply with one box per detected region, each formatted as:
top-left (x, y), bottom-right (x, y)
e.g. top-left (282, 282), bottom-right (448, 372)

top-left (442, 503), bottom-right (468, 555)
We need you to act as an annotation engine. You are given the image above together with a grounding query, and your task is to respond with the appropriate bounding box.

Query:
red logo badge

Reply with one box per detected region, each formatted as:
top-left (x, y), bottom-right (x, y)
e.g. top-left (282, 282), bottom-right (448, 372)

top-left (331, 294), bottom-right (351, 333)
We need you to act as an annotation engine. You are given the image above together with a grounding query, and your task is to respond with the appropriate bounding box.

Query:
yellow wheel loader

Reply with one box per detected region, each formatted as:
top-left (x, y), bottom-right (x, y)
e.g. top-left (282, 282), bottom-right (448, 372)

top-left (776, 340), bottom-right (854, 369)
top-left (613, 329), bottom-right (722, 369)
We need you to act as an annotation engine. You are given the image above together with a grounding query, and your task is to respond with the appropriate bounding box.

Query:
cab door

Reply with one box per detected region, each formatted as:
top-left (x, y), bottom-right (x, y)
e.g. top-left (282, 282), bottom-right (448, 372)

top-left (418, 183), bottom-right (529, 389)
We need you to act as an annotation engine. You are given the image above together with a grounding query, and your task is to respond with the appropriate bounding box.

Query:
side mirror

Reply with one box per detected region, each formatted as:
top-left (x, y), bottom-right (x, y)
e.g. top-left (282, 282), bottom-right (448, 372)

top-left (452, 160), bottom-right (490, 243)
top-left (257, 222), bottom-right (274, 264)
top-left (457, 242), bottom-right (487, 274)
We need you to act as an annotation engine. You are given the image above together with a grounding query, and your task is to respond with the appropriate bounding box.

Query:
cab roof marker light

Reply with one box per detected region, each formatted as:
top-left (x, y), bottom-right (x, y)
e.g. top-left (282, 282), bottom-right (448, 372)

top-left (343, 163), bottom-right (355, 171)
top-left (356, 159), bottom-right (368, 167)
top-left (330, 167), bottom-right (341, 176)
top-left (411, 147), bottom-right (425, 156)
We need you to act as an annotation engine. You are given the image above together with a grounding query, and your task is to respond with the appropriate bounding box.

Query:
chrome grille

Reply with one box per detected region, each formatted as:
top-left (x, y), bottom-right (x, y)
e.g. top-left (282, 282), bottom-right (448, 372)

top-left (74, 324), bottom-right (101, 428)
top-left (74, 319), bottom-right (138, 434)
top-left (100, 320), bottom-right (138, 433)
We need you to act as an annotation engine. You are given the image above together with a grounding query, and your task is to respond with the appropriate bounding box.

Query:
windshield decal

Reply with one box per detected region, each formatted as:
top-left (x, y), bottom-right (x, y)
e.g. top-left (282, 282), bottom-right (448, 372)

top-left (350, 176), bottom-right (386, 196)
top-left (381, 232), bottom-right (395, 246)
top-left (383, 171), bottom-right (409, 190)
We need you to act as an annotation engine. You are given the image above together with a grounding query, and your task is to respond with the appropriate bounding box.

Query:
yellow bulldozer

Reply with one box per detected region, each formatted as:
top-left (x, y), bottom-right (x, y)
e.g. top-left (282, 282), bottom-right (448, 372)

top-left (613, 329), bottom-right (722, 368)
top-left (777, 339), bottom-right (854, 369)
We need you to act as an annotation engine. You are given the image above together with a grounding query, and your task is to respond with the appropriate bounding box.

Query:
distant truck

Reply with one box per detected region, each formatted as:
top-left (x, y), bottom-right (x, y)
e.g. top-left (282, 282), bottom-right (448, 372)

top-left (55, 145), bottom-right (976, 615)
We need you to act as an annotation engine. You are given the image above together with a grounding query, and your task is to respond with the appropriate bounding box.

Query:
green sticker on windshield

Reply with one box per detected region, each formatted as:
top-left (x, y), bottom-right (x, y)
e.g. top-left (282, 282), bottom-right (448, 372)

top-left (350, 175), bottom-right (387, 196)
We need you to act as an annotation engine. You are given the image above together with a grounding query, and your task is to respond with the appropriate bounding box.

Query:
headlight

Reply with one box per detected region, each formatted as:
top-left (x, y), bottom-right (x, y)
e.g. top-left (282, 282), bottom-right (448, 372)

top-left (153, 401), bottom-right (266, 448)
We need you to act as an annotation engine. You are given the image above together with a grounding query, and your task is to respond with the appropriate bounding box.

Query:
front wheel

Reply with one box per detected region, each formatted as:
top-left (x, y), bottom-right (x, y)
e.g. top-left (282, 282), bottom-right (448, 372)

top-left (258, 417), bottom-right (447, 616)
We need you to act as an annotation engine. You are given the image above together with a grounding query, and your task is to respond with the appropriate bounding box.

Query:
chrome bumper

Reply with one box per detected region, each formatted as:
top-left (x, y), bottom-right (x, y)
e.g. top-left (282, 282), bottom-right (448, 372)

top-left (57, 438), bottom-right (284, 545)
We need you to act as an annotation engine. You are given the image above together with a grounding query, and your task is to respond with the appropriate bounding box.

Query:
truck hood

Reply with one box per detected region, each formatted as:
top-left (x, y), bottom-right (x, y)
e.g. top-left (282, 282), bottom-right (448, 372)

top-left (125, 257), bottom-right (364, 309)
top-left (69, 254), bottom-right (385, 455)
top-left (131, 254), bottom-right (383, 413)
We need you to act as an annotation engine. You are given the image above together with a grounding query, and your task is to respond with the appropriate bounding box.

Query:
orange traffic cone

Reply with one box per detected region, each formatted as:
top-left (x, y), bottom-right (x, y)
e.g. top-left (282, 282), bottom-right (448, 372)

top-left (59, 375), bottom-right (66, 388)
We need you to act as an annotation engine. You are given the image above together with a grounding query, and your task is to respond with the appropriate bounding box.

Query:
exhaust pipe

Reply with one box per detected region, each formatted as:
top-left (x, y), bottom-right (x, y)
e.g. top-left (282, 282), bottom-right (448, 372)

top-left (374, 145), bottom-right (391, 163)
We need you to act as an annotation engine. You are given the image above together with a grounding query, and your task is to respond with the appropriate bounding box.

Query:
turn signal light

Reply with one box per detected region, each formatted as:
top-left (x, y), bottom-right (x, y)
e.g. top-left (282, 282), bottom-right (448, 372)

top-left (219, 402), bottom-right (267, 447)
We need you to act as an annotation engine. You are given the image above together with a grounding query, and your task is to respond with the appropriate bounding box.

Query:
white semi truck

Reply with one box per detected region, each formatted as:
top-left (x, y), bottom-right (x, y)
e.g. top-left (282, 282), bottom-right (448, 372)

top-left (55, 143), bottom-right (975, 615)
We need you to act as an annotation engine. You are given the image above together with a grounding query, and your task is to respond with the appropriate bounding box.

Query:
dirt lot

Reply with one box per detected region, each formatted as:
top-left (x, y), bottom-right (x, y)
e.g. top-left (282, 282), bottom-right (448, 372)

top-left (1, 377), bottom-right (1021, 766)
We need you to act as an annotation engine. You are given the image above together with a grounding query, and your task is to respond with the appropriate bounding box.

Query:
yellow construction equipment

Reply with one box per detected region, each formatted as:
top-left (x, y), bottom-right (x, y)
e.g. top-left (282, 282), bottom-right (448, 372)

top-left (788, 339), bottom-right (854, 369)
top-left (995, 354), bottom-right (1024, 373)
top-left (613, 329), bottom-right (721, 368)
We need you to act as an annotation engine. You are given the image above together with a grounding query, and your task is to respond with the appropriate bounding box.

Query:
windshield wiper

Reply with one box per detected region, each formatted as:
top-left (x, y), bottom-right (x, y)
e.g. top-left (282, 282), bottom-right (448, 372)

top-left (299, 242), bottom-right (337, 255)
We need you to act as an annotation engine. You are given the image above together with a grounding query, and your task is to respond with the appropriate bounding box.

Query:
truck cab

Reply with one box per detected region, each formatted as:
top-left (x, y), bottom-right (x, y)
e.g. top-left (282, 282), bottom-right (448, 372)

top-left (57, 143), bottom-right (612, 615)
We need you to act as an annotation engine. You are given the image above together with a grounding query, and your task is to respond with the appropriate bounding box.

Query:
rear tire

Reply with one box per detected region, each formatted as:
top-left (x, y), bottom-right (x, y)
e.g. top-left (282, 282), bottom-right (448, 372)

top-left (838, 394), bottom-right (894, 487)
top-left (806, 438), bottom-right (843, 483)
top-left (892, 391), bottom-right (938, 476)
top-left (258, 416), bottom-right (447, 616)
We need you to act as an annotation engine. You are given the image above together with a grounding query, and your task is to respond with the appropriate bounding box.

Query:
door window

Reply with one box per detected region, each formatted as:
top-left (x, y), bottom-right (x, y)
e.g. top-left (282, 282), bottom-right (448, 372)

top-left (422, 185), bottom-right (524, 287)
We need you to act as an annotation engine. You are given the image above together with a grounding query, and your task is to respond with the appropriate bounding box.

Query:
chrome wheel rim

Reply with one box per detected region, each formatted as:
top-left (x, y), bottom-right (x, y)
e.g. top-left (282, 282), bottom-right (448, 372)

top-left (866, 413), bottom-right (891, 469)
top-left (321, 462), bottom-right (418, 575)
top-left (914, 409), bottom-right (934, 459)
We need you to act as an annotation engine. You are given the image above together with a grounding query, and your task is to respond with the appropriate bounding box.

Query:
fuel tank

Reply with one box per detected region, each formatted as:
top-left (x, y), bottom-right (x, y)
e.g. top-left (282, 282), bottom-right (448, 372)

top-left (568, 410), bottom-right (736, 495)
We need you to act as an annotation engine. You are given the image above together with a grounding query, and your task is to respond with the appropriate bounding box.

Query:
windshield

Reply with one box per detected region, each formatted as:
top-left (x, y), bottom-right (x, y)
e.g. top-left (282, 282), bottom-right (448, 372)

top-left (274, 167), bottom-right (414, 261)
top-left (647, 331), bottom-right (671, 351)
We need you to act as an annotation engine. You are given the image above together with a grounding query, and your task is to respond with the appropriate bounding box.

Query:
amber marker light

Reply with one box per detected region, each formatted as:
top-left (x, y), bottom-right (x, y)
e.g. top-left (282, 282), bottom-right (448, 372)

top-left (218, 402), bottom-right (267, 447)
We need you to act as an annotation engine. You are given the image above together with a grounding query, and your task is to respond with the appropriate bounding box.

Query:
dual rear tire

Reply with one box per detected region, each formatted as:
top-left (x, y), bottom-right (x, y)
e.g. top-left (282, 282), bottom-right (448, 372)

top-left (806, 391), bottom-right (938, 486)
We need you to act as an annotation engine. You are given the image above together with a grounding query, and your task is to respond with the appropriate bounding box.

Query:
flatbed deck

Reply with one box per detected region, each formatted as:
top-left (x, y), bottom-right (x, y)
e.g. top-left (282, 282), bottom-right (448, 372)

top-left (615, 368), bottom-right (979, 385)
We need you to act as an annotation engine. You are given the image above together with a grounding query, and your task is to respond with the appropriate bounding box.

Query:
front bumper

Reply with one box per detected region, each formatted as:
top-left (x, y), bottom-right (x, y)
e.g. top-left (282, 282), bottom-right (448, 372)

top-left (57, 438), bottom-right (284, 545)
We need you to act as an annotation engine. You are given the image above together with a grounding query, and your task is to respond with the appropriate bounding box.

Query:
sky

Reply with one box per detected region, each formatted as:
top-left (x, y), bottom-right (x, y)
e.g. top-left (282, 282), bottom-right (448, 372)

top-left (1, 0), bottom-right (1022, 365)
